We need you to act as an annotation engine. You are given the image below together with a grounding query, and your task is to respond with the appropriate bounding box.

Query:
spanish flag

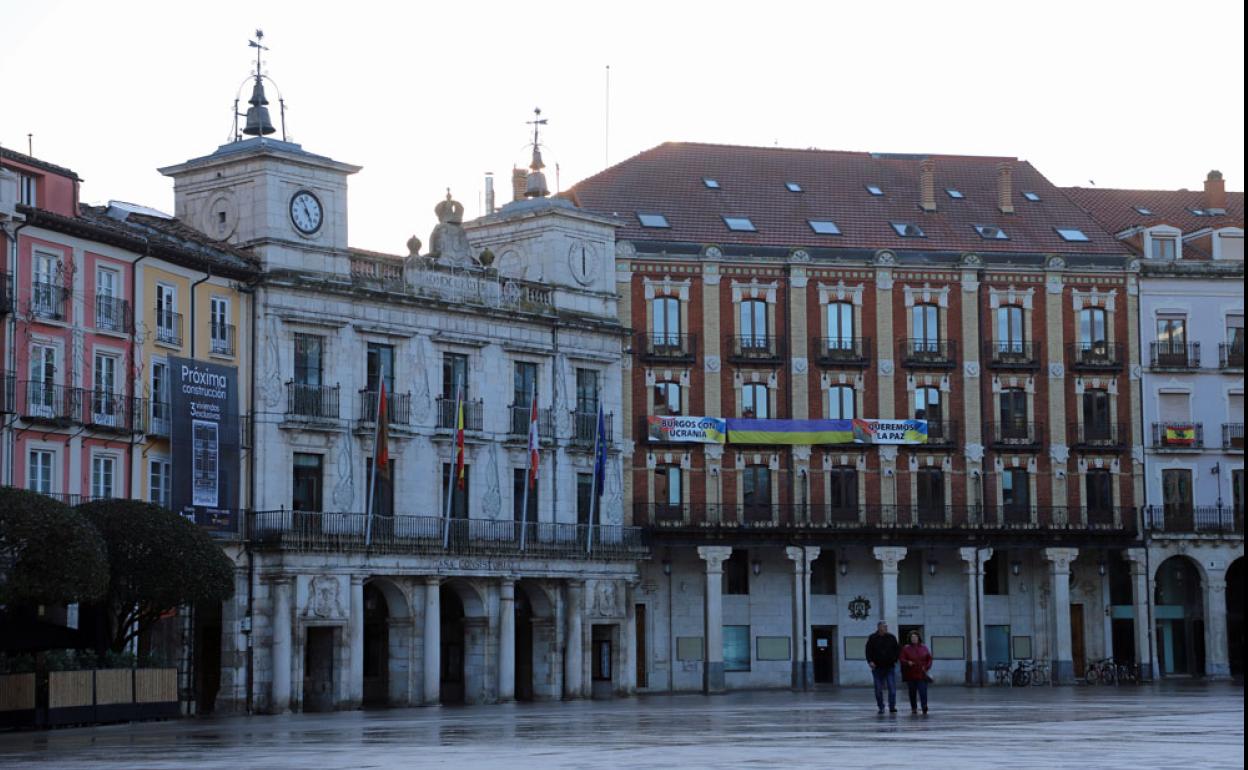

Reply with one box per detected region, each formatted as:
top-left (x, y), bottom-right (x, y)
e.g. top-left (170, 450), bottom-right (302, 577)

top-left (1164, 424), bottom-right (1196, 446)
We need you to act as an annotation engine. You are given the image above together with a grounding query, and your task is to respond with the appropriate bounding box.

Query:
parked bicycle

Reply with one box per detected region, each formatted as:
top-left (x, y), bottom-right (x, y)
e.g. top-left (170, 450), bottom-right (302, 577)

top-left (1027, 660), bottom-right (1051, 686)
top-left (1085, 657), bottom-right (1117, 685)
top-left (993, 662), bottom-right (1014, 685)
top-left (1115, 661), bottom-right (1139, 685)
top-left (1011, 658), bottom-right (1043, 687)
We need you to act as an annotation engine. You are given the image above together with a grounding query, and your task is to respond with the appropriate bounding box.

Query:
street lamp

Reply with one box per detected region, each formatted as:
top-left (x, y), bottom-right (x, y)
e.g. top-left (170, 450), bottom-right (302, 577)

top-left (751, 559), bottom-right (762, 576)
top-left (1011, 561), bottom-right (1022, 576)
top-left (662, 559), bottom-right (672, 576)
top-left (839, 559), bottom-right (849, 577)
top-left (1097, 560), bottom-right (1107, 577)
top-left (927, 560), bottom-right (938, 577)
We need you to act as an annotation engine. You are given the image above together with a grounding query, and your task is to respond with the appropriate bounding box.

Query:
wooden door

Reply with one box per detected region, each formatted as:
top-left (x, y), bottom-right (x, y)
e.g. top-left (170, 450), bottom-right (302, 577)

top-left (1070, 603), bottom-right (1087, 678)
top-left (635, 604), bottom-right (648, 689)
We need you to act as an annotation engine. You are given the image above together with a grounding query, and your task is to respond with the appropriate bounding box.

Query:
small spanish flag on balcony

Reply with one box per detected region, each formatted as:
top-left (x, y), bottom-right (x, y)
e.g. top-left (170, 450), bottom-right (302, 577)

top-left (1164, 424), bottom-right (1197, 446)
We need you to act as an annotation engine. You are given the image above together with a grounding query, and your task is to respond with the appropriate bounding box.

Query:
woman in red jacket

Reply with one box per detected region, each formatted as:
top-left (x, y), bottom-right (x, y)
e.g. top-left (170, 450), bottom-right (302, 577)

top-left (899, 630), bottom-right (933, 713)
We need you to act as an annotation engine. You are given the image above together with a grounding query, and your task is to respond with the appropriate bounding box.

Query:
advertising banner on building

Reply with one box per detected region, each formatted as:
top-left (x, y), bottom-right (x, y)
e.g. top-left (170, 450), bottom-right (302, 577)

top-left (169, 357), bottom-right (240, 531)
top-left (851, 418), bottom-right (928, 445)
top-left (646, 415), bottom-right (727, 444)
top-left (724, 418), bottom-right (927, 445)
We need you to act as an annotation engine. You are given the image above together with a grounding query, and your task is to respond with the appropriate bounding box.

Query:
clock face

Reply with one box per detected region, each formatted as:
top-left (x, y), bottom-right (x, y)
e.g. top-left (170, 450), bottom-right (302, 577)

top-left (568, 241), bottom-right (599, 286)
top-left (289, 190), bottom-right (323, 235)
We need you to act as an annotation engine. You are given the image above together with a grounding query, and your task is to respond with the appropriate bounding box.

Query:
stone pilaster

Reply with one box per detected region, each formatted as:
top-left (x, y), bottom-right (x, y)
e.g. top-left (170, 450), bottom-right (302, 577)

top-left (270, 576), bottom-right (293, 714)
top-left (1204, 569), bottom-right (1230, 680)
top-left (423, 577), bottom-right (441, 705)
top-left (959, 547), bottom-right (991, 685)
top-left (348, 575), bottom-right (364, 708)
top-left (873, 546), bottom-right (907, 631)
top-left (1123, 549), bottom-right (1154, 681)
top-left (1044, 547), bottom-right (1078, 683)
top-left (785, 546), bottom-right (820, 690)
top-left (698, 545), bottom-right (733, 693)
top-left (563, 580), bottom-right (585, 699)
top-left (497, 578), bottom-right (516, 702)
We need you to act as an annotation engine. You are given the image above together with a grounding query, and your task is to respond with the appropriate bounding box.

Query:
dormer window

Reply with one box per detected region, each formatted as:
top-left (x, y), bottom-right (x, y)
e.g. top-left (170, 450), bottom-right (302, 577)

top-left (975, 225), bottom-right (1009, 240)
top-left (1134, 206), bottom-right (1154, 216)
top-left (808, 220), bottom-right (841, 235)
top-left (891, 222), bottom-right (925, 238)
top-left (866, 185), bottom-right (884, 197)
top-left (1150, 234), bottom-right (1177, 260)
top-left (1056, 228), bottom-right (1090, 242)
top-left (1022, 191), bottom-right (1041, 202)
top-left (1214, 229), bottom-right (1244, 260)
top-left (785, 182), bottom-right (803, 193)
top-left (945, 188), bottom-right (965, 200)
top-left (637, 212), bottom-right (670, 228)
top-left (722, 216), bottom-right (757, 232)
top-left (703, 178), bottom-right (721, 189)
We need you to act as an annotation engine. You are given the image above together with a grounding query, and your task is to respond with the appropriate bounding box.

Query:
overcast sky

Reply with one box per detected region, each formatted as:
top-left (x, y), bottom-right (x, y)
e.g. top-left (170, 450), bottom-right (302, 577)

top-left (1, 0), bottom-right (1243, 253)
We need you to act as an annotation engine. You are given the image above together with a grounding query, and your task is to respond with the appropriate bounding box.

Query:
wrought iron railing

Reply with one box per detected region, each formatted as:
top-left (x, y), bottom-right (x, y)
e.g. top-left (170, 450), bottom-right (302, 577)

top-left (1224, 423), bottom-right (1244, 450)
top-left (987, 421), bottom-right (1042, 447)
top-left (94, 295), bottom-right (132, 333)
top-left (285, 382), bottom-right (340, 420)
top-left (210, 322), bottom-right (236, 356)
top-left (572, 410), bottom-right (614, 445)
top-left (248, 510), bottom-right (647, 559)
top-left (899, 338), bottom-right (957, 367)
top-left (1070, 422), bottom-right (1128, 449)
top-left (1150, 422), bottom-right (1204, 449)
top-left (83, 391), bottom-right (147, 433)
top-left (19, 381), bottom-right (79, 423)
top-left (1144, 505), bottom-right (1243, 535)
top-left (30, 281), bottom-right (69, 321)
top-left (1220, 342), bottom-right (1245, 370)
top-left (154, 309), bottom-right (183, 347)
top-left (1150, 341), bottom-right (1201, 370)
top-left (924, 420), bottom-right (959, 447)
top-left (637, 332), bottom-right (697, 362)
top-left (509, 404), bottom-right (554, 440)
top-left (813, 337), bottom-right (871, 367)
top-left (727, 335), bottom-right (786, 363)
top-left (985, 340), bottom-right (1040, 369)
top-left (358, 389), bottom-right (412, 427)
top-left (0, 371), bottom-right (13, 414)
top-left (149, 400), bottom-right (171, 437)
top-left (436, 396), bottom-right (484, 431)
top-left (1068, 341), bottom-right (1123, 370)
top-left (1, 272), bottom-right (14, 315)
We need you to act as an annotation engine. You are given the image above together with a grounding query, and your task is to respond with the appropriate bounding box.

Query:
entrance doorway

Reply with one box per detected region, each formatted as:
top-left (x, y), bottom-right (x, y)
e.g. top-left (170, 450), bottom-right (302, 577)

top-left (1155, 556), bottom-right (1205, 676)
top-left (440, 586), bottom-right (465, 704)
top-left (635, 604), bottom-right (648, 689)
top-left (193, 601), bottom-right (222, 715)
top-left (591, 624), bottom-right (615, 699)
top-left (1070, 604), bottom-right (1086, 679)
top-left (811, 625), bottom-right (837, 684)
top-left (363, 583), bottom-right (389, 706)
top-left (515, 588), bottom-right (534, 701)
top-left (985, 625), bottom-right (1010, 669)
top-left (1229, 558), bottom-right (1245, 680)
top-left (304, 627), bottom-right (336, 712)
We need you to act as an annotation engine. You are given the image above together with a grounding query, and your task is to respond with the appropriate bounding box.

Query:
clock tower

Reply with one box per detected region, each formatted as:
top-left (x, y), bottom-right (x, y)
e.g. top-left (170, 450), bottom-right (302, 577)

top-left (158, 35), bottom-right (360, 275)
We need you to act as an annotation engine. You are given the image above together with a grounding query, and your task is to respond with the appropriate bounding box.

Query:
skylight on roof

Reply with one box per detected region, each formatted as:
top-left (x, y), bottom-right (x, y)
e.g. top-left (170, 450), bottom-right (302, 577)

top-left (975, 225), bottom-right (1009, 240)
top-left (722, 216), bottom-right (757, 232)
top-left (946, 188), bottom-right (965, 199)
top-left (785, 182), bottom-right (803, 193)
top-left (1022, 191), bottom-right (1041, 202)
top-left (808, 220), bottom-right (841, 235)
top-left (891, 222), bottom-right (925, 238)
top-left (703, 178), bottom-right (721, 189)
top-left (1056, 227), bottom-right (1090, 242)
top-left (637, 212), bottom-right (670, 228)
top-left (1189, 207), bottom-right (1208, 217)
top-left (866, 185), bottom-right (884, 196)
top-left (1134, 206), bottom-right (1154, 216)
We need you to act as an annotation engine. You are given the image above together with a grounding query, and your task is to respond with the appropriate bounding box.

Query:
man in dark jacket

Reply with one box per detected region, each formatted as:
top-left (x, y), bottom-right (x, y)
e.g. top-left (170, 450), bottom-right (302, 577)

top-left (865, 621), bottom-right (900, 714)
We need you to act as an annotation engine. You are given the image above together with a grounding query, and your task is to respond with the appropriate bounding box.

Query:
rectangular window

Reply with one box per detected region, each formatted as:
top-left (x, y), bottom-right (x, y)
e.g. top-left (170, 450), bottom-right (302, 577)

top-left (656, 465), bottom-right (682, 508)
top-left (293, 334), bottom-right (324, 386)
top-left (997, 306), bottom-right (1025, 352)
top-left (1002, 469), bottom-right (1030, 512)
top-left (95, 267), bottom-right (121, 330)
top-left (828, 385), bottom-right (855, 419)
top-left (742, 466), bottom-right (771, 517)
top-left (365, 458), bottom-right (395, 516)
top-left (1156, 316), bottom-right (1187, 346)
top-left (1234, 469), bottom-right (1244, 518)
top-left (93, 352), bottom-right (118, 424)
top-left (1220, 233), bottom-right (1244, 260)
top-left (1158, 392), bottom-right (1190, 422)
top-left (1162, 469), bottom-right (1193, 517)
top-left (155, 284), bottom-right (177, 342)
top-left (576, 368), bottom-right (599, 414)
top-left (984, 551), bottom-right (1008, 596)
top-left (32, 252), bottom-right (60, 318)
top-left (912, 304), bottom-right (940, 348)
top-left (441, 463), bottom-right (471, 519)
top-left (1150, 236), bottom-right (1177, 260)
top-left (898, 550), bottom-right (923, 596)
top-left (27, 449), bottom-right (54, 494)
top-left (513, 468), bottom-right (539, 523)
top-left (999, 389), bottom-right (1028, 430)
top-left (442, 352), bottom-right (468, 400)
top-left (513, 361), bottom-right (539, 407)
top-left (366, 343), bottom-right (395, 394)
top-left (827, 468), bottom-right (858, 514)
top-left (917, 469), bottom-right (944, 512)
top-left (739, 299), bottom-right (768, 345)
top-left (1228, 315), bottom-right (1245, 354)
top-left (811, 555), bottom-right (838, 595)
top-left (742, 383), bottom-right (769, 419)
top-left (1086, 469), bottom-right (1113, 513)
top-left (724, 550), bottom-right (750, 595)
top-left (27, 344), bottom-right (57, 417)
top-left (18, 173), bottom-right (37, 206)
top-left (914, 386), bottom-right (942, 423)
top-left (91, 456), bottom-right (116, 500)
top-left (654, 381), bottom-right (681, 416)
top-left (652, 296), bottom-right (681, 344)
top-left (151, 360), bottom-right (170, 432)
top-left (826, 302), bottom-right (854, 347)
top-left (577, 472), bottom-right (594, 526)
top-left (210, 296), bottom-right (231, 353)
top-left (723, 625), bottom-right (751, 672)
top-left (1083, 390), bottom-right (1112, 439)
top-left (1079, 308), bottom-right (1108, 346)
top-left (149, 459), bottom-right (172, 508)
top-left (292, 453), bottom-right (323, 512)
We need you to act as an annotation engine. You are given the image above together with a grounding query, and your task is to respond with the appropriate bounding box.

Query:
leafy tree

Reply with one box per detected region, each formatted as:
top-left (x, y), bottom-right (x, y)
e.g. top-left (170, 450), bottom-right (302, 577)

top-left (0, 488), bottom-right (108, 607)
top-left (77, 500), bottom-right (235, 653)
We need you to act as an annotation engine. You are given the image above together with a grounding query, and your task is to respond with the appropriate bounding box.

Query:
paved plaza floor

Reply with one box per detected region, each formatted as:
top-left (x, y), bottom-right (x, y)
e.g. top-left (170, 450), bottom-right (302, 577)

top-left (0, 682), bottom-right (1242, 769)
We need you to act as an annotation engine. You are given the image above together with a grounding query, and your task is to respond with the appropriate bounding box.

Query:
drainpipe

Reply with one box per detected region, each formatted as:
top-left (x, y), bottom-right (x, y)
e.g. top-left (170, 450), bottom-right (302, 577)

top-left (127, 238), bottom-right (152, 500)
top-left (3, 219), bottom-right (29, 487)
top-left (243, 280), bottom-right (259, 713)
top-left (189, 269), bottom-right (211, 359)
top-left (550, 321), bottom-right (560, 527)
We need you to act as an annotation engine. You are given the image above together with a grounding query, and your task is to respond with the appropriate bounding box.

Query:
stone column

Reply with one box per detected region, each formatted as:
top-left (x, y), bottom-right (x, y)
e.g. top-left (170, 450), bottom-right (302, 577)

top-left (563, 580), bottom-right (585, 699)
top-left (959, 547), bottom-right (991, 685)
top-left (1204, 569), bottom-right (1230, 680)
top-left (697, 546), bottom-right (733, 693)
top-left (348, 576), bottom-right (365, 708)
top-left (271, 576), bottom-right (293, 714)
top-left (1123, 549), bottom-right (1154, 681)
top-left (785, 546), bottom-right (820, 690)
top-left (1044, 548), bottom-right (1078, 683)
top-left (873, 547), bottom-right (907, 632)
top-left (498, 579), bottom-right (516, 702)
top-left (423, 577), bottom-right (441, 705)
top-left (623, 580), bottom-right (638, 695)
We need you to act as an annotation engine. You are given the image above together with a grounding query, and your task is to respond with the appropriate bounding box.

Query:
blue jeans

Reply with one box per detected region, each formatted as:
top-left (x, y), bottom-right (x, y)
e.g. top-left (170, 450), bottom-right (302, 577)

top-left (907, 678), bottom-right (928, 710)
top-left (872, 666), bottom-right (897, 710)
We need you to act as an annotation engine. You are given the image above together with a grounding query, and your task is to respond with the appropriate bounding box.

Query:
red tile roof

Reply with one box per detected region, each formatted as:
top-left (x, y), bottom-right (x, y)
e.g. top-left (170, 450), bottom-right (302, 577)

top-left (569, 142), bottom-right (1128, 255)
top-left (1061, 186), bottom-right (1244, 237)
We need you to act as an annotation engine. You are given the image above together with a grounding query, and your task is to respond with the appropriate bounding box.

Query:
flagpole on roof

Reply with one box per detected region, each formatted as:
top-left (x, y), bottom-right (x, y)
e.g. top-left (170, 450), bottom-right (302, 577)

top-left (519, 389), bottom-right (537, 552)
top-left (365, 381), bottom-right (385, 548)
top-left (442, 384), bottom-right (462, 549)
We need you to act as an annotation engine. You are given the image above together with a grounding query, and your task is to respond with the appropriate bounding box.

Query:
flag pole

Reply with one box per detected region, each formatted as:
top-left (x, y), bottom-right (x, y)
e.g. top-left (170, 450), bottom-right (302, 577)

top-left (442, 384), bottom-right (461, 549)
top-left (586, 399), bottom-right (602, 554)
top-left (519, 390), bottom-right (536, 552)
top-left (365, 384), bottom-right (383, 547)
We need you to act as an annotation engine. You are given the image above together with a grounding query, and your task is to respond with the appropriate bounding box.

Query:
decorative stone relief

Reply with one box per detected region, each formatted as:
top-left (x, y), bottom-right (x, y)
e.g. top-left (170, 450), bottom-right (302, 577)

top-left (1046, 274), bottom-right (1063, 295)
top-left (790, 249), bottom-right (811, 263)
top-left (261, 315), bottom-right (284, 408)
top-left (332, 430), bottom-right (355, 510)
top-left (964, 361), bottom-right (981, 378)
top-left (701, 354), bottom-right (720, 374)
top-left (879, 359), bottom-right (895, 376)
top-left (876, 271), bottom-right (894, 291)
top-left (482, 444), bottom-right (502, 518)
top-left (1132, 445), bottom-right (1145, 465)
top-left (1129, 364), bottom-right (1142, 381)
top-left (410, 334), bottom-right (433, 422)
top-left (705, 444), bottom-right (724, 461)
top-left (818, 280), bottom-right (865, 306)
top-left (792, 444), bottom-right (812, 462)
top-left (1045, 255), bottom-right (1066, 271)
top-left (615, 240), bottom-right (636, 260)
top-left (1049, 444), bottom-right (1070, 465)
top-left (792, 357), bottom-right (809, 374)
top-left (964, 443), bottom-right (985, 463)
top-left (304, 576), bottom-right (346, 620)
top-left (702, 245), bottom-right (723, 260)
top-left (879, 445), bottom-right (899, 464)
top-left (589, 580), bottom-right (621, 617)
top-left (1049, 362), bottom-right (1065, 379)
top-left (874, 250), bottom-right (896, 266)
top-left (703, 264), bottom-right (721, 286)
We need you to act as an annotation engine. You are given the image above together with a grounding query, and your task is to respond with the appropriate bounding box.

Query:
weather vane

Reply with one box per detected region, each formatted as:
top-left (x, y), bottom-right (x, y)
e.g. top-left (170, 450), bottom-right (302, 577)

top-left (248, 29), bottom-right (268, 77)
top-left (527, 107), bottom-right (548, 149)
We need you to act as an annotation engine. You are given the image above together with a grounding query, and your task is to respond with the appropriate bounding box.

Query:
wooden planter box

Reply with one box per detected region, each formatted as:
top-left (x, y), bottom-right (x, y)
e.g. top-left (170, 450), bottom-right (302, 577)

top-left (1, 668), bottom-right (180, 728)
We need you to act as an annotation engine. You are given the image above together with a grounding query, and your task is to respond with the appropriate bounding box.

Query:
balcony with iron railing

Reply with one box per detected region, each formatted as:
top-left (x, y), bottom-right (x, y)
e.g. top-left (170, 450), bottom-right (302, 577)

top-left (1070, 421), bottom-right (1128, 450)
top-left (508, 404), bottom-right (554, 442)
top-left (1224, 423), bottom-right (1244, 451)
top-left (636, 332), bottom-right (697, 363)
top-left (899, 339), bottom-right (957, 368)
top-left (1219, 342), bottom-right (1245, 370)
top-left (572, 410), bottom-right (614, 445)
top-left (30, 281), bottom-right (69, 322)
top-left (813, 337), bottom-right (872, 367)
top-left (727, 335), bottom-right (786, 364)
top-left (436, 396), bottom-right (485, 432)
top-left (154, 310), bottom-right (183, 347)
top-left (1068, 341), bottom-right (1123, 371)
top-left (984, 340), bottom-right (1041, 370)
top-left (1150, 422), bottom-right (1204, 450)
top-left (18, 381), bottom-right (79, 424)
top-left (210, 322), bottom-right (236, 356)
top-left (923, 420), bottom-right (959, 447)
top-left (1144, 505), bottom-right (1243, 535)
top-left (83, 391), bottom-right (147, 433)
top-left (1150, 341), bottom-right (1201, 370)
top-left (285, 381), bottom-right (340, 421)
top-left (93, 295), bottom-right (132, 334)
top-left (357, 389), bottom-right (412, 428)
top-left (987, 421), bottom-right (1042, 448)
top-left (149, 400), bottom-right (171, 437)
top-left (249, 510), bottom-right (646, 560)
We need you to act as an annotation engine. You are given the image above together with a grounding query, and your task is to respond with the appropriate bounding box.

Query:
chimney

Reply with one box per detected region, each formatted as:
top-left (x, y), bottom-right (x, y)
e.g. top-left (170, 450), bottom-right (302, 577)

top-left (997, 162), bottom-right (1014, 214)
top-left (1204, 170), bottom-right (1227, 211)
top-left (919, 159), bottom-right (937, 212)
top-left (511, 167), bottom-right (528, 202)
top-left (484, 172), bottom-right (495, 214)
